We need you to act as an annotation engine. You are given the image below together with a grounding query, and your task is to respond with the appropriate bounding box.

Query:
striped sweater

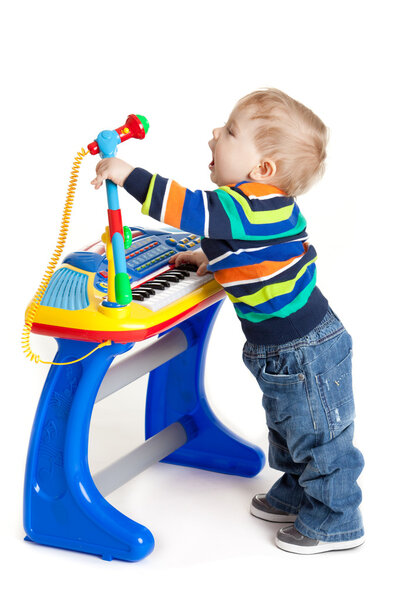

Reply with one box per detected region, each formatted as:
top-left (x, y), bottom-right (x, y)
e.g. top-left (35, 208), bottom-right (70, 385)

top-left (124, 168), bottom-right (328, 344)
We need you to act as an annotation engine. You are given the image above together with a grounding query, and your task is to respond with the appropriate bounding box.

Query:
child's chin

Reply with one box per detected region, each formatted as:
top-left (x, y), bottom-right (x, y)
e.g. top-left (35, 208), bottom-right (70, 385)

top-left (210, 171), bottom-right (220, 185)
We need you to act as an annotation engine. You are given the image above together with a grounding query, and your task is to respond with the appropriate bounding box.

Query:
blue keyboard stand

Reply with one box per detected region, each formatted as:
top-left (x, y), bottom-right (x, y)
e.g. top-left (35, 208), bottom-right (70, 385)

top-left (23, 300), bottom-right (265, 562)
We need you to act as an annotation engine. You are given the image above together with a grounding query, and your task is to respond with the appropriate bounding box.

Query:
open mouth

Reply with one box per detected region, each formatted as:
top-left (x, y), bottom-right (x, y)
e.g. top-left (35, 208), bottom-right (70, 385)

top-left (209, 158), bottom-right (215, 170)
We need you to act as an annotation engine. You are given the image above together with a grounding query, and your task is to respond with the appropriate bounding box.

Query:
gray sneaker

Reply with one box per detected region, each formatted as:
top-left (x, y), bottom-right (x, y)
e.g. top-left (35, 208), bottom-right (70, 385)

top-left (250, 494), bottom-right (297, 523)
top-left (276, 525), bottom-right (365, 554)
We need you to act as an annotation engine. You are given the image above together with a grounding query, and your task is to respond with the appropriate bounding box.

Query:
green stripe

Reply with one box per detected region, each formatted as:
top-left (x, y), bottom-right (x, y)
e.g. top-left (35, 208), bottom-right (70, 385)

top-left (141, 174), bottom-right (157, 216)
top-left (215, 189), bottom-right (245, 238)
top-left (234, 271), bottom-right (317, 322)
top-left (226, 257), bottom-right (317, 307)
top-left (220, 186), bottom-right (294, 224)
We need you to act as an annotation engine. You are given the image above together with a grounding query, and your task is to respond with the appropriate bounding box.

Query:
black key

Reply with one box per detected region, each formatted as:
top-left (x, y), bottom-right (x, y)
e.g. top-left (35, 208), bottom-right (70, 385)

top-left (157, 274), bottom-right (180, 283)
top-left (139, 286), bottom-right (156, 295)
top-left (131, 292), bottom-right (145, 301)
top-left (143, 281), bottom-right (168, 290)
top-left (152, 278), bottom-right (170, 287)
top-left (167, 270), bottom-right (185, 279)
top-left (132, 290), bottom-right (151, 299)
top-left (171, 269), bottom-right (190, 277)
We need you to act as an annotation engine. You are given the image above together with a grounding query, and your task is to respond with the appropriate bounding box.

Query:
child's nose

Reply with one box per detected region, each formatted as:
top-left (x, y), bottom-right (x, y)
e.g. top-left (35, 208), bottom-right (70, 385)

top-left (213, 127), bottom-right (221, 139)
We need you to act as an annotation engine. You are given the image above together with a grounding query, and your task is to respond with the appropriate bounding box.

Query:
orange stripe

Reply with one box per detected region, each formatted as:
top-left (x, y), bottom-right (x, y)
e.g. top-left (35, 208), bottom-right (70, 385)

top-left (214, 254), bottom-right (304, 285)
top-left (237, 182), bottom-right (286, 196)
top-left (163, 180), bottom-right (186, 228)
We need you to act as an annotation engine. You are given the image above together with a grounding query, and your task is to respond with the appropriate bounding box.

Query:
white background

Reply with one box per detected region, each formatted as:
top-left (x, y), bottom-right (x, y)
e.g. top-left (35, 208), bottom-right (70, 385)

top-left (1, 0), bottom-right (399, 597)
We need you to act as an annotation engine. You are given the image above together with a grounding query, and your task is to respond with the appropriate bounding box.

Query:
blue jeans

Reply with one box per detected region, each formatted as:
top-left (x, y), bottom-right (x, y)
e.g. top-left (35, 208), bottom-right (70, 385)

top-left (242, 308), bottom-right (364, 542)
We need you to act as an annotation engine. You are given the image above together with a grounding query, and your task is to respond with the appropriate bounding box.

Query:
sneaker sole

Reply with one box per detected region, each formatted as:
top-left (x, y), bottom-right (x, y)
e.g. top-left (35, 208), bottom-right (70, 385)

top-left (250, 504), bottom-right (297, 523)
top-left (275, 535), bottom-right (365, 555)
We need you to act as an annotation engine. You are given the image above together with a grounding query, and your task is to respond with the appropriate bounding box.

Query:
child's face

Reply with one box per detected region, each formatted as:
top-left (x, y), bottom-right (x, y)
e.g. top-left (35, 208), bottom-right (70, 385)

top-left (208, 106), bottom-right (261, 186)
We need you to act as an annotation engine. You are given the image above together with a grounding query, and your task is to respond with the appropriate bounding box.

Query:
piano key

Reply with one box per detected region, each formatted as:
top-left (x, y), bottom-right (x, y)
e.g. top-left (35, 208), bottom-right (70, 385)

top-left (138, 286), bottom-right (156, 295)
top-left (131, 292), bottom-right (145, 301)
top-left (170, 269), bottom-right (190, 277)
top-left (157, 274), bottom-right (181, 283)
top-left (152, 278), bottom-right (170, 287)
top-left (141, 281), bottom-right (168, 290)
top-left (165, 270), bottom-right (186, 279)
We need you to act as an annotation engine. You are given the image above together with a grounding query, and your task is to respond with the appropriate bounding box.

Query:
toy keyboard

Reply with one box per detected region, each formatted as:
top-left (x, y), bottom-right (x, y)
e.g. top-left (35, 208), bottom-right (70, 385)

top-left (28, 227), bottom-right (225, 342)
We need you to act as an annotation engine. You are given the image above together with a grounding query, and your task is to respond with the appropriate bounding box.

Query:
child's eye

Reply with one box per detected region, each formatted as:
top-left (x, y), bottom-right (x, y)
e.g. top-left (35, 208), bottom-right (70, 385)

top-left (223, 122), bottom-right (235, 137)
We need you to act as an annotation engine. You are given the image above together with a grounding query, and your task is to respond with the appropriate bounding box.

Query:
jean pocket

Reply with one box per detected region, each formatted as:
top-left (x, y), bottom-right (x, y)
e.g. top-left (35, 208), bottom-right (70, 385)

top-left (260, 370), bottom-right (305, 385)
top-left (260, 366), bottom-right (307, 428)
top-left (316, 349), bottom-right (355, 436)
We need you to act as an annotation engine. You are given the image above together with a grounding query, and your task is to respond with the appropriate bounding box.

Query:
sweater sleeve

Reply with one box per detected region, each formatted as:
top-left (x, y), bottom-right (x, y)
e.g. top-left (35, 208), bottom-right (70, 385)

top-left (123, 168), bottom-right (306, 241)
top-left (124, 168), bottom-right (234, 238)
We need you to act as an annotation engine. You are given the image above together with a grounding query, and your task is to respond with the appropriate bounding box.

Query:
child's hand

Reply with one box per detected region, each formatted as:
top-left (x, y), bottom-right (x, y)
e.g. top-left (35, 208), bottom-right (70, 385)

top-left (169, 249), bottom-right (210, 276)
top-left (91, 157), bottom-right (134, 189)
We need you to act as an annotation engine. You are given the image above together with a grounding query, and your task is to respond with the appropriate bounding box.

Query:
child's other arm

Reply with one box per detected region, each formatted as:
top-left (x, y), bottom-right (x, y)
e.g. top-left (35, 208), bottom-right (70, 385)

top-left (91, 158), bottom-right (236, 239)
top-left (169, 249), bottom-right (209, 276)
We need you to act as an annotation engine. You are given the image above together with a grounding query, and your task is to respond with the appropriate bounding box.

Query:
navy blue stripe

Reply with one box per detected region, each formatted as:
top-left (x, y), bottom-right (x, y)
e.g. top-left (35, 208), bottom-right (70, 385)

top-left (207, 191), bottom-right (233, 238)
top-left (123, 167), bottom-right (153, 204)
top-left (148, 175), bottom-right (169, 221)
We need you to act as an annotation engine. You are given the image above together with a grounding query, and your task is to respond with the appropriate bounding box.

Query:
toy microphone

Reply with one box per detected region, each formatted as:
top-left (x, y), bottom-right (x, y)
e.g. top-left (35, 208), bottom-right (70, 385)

top-left (87, 114), bottom-right (149, 155)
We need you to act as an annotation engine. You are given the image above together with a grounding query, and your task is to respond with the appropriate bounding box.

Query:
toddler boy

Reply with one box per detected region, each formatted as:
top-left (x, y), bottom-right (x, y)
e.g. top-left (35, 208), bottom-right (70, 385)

top-left (91, 89), bottom-right (365, 554)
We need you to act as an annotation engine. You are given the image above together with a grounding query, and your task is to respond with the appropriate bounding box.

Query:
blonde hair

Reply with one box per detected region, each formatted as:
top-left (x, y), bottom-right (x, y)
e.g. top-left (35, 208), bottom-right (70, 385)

top-left (237, 88), bottom-right (328, 196)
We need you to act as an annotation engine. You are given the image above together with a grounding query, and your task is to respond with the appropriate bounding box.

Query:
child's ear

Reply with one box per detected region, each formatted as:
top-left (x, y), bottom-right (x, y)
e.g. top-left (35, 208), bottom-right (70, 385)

top-left (249, 159), bottom-right (277, 181)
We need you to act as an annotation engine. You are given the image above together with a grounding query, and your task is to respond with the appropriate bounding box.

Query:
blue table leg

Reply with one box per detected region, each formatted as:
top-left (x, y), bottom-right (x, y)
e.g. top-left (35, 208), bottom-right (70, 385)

top-left (145, 301), bottom-right (265, 477)
top-left (23, 338), bottom-right (155, 562)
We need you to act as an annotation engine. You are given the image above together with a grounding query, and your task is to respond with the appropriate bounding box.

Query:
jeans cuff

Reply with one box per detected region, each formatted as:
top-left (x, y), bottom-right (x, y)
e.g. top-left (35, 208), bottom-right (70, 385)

top-left (295, 516), bottom-right (365, 542)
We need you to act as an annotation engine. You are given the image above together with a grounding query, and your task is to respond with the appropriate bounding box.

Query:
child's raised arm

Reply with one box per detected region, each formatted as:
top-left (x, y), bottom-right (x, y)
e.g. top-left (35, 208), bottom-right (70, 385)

top-left (91, 157), bottom-right (239, 238)
top-left (92, 158), bottom-right (304, 243)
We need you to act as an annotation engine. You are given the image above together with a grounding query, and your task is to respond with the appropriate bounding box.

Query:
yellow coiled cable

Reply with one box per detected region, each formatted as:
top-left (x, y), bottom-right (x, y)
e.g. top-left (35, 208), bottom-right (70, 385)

top-left (22, 147), bottom-right (111, 365)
